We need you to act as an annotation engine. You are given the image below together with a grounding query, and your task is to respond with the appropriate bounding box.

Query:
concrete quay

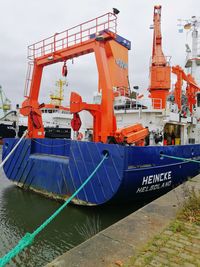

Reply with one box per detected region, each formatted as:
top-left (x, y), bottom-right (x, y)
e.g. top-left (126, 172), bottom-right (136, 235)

top-left (46, 175), bottom-right (200, 267)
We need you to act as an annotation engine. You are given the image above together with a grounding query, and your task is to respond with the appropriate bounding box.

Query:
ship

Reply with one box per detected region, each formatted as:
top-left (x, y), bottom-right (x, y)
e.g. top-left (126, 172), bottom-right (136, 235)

top-left (0, 86), bottom-right (16, 141)
top-left (17, 79), bottom-right (74, 139)
top-left (0, 80), bottom-right (87, 141)
top-left (2, 7), bottom-right (200, 206)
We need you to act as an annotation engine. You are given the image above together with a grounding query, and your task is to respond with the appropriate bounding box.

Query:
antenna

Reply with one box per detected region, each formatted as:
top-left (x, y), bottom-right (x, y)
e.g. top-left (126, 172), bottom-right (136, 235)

top-left (177, 16), bottom-right (200, 33)
top-left (178, 16), bottom-right (200, 86)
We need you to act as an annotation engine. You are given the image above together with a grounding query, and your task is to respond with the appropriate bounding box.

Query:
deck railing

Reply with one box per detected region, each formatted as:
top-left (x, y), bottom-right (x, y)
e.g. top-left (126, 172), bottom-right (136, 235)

top-left (24, 13), bottom-right (117, 97)
top-left (28, 13), bottom-right (117, 60)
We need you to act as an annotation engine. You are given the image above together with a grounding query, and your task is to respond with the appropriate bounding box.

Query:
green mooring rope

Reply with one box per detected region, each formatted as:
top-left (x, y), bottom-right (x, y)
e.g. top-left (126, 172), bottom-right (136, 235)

top-left (0, 153), bottom-right (108, 267)
top-left (162, 154), bottom-right (200, 164)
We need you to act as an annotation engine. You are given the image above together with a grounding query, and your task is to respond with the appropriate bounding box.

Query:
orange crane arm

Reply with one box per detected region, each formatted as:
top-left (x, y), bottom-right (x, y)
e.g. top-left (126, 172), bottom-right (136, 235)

top-left (186, 74), bottom-right (200, 113)
top-left (172, 65), bottom-right (183, 111)
top-left (149, 5), bottom-right (171, 109)
top-left (152, 5), bottom-right (166, 66)
top-left (70, 92), bottom-right (102, 142)
top-left (172, 65), bottom-right (200, 113)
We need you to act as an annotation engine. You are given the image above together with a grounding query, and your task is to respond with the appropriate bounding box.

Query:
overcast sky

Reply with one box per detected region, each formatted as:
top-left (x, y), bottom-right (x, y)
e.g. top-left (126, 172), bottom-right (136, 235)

top-left (0, 0), bottom-right (199, 108)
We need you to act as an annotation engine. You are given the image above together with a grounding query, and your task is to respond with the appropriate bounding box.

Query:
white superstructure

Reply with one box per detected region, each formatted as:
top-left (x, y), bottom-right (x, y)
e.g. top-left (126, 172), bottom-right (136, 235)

top-left (181, 16), bottom-right (200, 85)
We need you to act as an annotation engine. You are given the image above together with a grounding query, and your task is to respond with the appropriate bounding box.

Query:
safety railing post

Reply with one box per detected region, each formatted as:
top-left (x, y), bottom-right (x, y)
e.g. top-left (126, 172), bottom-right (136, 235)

top-left (96, 18), bottom-right (98, 34)
top-left (42, 40), bottom-right (45, 56)
top-left (33, 44), bottom-right (35, 59)
top-left (53, 33), bottom-right (57, 53)
top-left (80, 25), bottom-right (82, 43)
top-left (66, 30), bottom-right (68, 47)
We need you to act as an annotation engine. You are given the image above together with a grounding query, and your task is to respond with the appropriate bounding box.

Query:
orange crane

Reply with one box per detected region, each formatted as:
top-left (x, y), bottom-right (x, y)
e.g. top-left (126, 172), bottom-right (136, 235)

top-left (21, 13), bottom-right (118, 141)
top-left (149, 6), bottom-right (200, 114)
top-left (20, 12), bottom-right (148, 145)
top-left (172, 65), bottom-right (200, 113)
top-left (149, 5), bottom-right (171, 109)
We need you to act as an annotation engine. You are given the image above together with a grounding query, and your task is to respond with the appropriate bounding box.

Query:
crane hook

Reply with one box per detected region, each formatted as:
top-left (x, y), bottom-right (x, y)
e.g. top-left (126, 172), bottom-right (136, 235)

top-left (62, 61), bottom-right (68, 77)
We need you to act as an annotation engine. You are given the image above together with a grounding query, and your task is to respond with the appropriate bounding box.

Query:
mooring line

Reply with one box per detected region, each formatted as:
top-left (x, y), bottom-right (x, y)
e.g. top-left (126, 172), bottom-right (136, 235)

top-left (162, 154), bottom-right (200, 164)
top-left (0, 131), bottom-right (27, 170)
top-left (0, 153), bottom-right (108, 267)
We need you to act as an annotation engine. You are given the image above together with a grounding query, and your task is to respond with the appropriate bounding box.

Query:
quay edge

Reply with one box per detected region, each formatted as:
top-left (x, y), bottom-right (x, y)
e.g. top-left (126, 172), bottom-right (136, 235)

top-left (46, 174), bottom-right (200, 267)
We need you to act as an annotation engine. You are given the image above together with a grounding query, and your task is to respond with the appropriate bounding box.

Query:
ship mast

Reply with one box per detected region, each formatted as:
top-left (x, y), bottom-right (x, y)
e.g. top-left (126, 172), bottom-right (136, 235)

top-left (50, 79), bottom-right (65, 106)
top-left (0, 85), bottom-right (11, 115)
top-left (179, 16), bottom-right (200, 86)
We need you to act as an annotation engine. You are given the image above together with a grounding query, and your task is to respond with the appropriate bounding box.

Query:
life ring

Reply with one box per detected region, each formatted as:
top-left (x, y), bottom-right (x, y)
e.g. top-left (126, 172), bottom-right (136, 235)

top-left (77, 132), bottom-right (83, 140)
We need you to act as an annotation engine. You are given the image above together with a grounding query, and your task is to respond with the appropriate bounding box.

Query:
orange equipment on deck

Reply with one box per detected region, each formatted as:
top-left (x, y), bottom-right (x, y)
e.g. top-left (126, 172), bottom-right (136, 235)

top-left (172, 65), bottom-right (200, 113)
top-left (70, 92), bottom-right (102, 142)
top-left (115, 124), bottom-right (149, 146)
top-left (20, 12), bottom-right (147, 145)
top-left (149, 5), bottom-right (171, 109)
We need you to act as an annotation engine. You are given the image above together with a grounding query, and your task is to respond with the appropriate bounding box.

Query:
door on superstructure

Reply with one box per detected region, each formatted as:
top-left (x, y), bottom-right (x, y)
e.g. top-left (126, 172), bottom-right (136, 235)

top-left (163, 123), bottom-right (181, 145)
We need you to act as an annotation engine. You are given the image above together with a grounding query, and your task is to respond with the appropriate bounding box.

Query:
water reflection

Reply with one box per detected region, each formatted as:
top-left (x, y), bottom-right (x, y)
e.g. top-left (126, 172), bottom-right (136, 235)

top-left (0, 167), bottom-right (144, 267)
top-left (0, 146), bottom-right (151, 266)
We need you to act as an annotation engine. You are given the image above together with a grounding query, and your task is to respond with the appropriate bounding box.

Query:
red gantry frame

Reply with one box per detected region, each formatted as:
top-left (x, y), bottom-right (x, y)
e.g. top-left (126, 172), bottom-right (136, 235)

top-left (20, 12), bottom-right (148, 144)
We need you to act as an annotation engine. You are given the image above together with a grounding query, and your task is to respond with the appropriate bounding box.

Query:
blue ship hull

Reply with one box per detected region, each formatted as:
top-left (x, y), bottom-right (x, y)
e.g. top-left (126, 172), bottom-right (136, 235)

top-left (2, 138), bottom-right (200, 205)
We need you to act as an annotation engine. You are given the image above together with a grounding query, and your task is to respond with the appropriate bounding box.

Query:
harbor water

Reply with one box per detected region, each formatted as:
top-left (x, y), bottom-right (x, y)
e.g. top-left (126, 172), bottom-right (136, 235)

top-left (0, 147), bottom-right (144, 267)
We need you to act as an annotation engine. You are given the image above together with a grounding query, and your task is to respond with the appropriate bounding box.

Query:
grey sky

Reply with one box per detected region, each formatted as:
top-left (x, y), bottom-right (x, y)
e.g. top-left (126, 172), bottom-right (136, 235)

top-left (0, 0), bottom-right (199, 108)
